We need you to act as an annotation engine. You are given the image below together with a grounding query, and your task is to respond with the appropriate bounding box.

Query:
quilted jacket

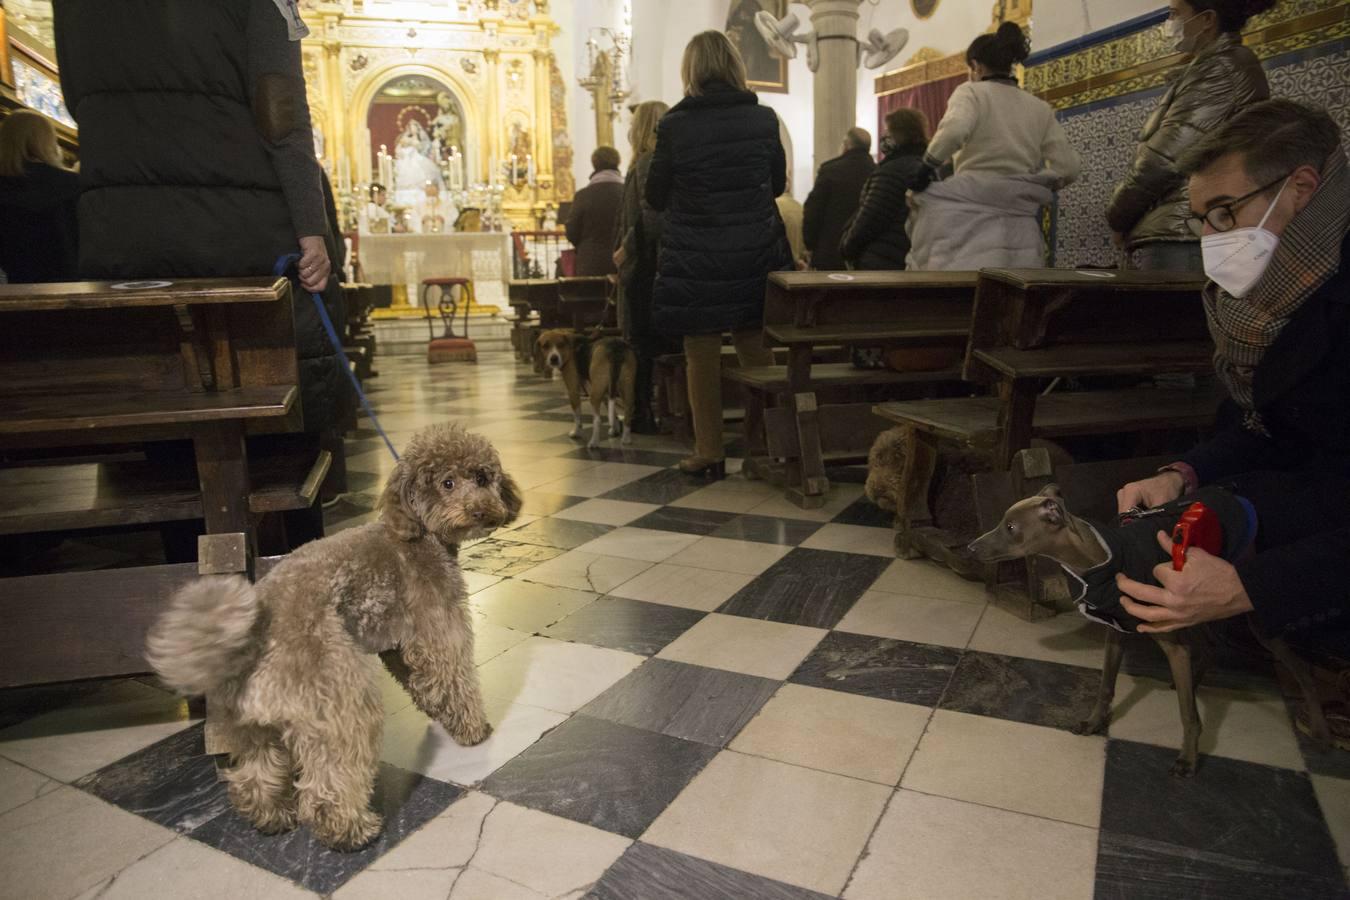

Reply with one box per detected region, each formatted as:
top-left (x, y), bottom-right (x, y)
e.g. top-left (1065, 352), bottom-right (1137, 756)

top-left (1106, 32), bottom-right (1269, 249)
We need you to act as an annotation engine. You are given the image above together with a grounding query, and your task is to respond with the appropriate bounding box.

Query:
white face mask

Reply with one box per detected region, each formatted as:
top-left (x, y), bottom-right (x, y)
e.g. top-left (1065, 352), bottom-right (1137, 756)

top-left (1163, 11), bottom-right (1201, 52)
top-left (1200, 178), bottom-right (1288, 298)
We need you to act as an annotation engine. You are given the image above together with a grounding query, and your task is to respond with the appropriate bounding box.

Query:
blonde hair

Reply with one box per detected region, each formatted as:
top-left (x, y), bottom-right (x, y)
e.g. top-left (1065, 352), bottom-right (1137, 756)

top-left (627, 100), bottom-right (669, 158)
top-left (681, 31), bottom-right (749, 97)
top-left (0, 110), bottom-right (63, 177)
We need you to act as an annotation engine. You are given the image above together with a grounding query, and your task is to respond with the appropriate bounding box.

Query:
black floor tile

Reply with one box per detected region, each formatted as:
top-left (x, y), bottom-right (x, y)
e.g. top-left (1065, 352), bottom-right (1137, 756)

top-left (600, 469), bottom-right (707, 505)
top-left (830, 496), bottom-right (895, 528)
top-left (629, 506), bottom-right (739, 537)
top-left (500, 517), bottom-right (614, 550)
top-left (189, 764), bottom-right (463, 894)
top-left (708, 515), bottom-right (823, 546)
top-left (717, 548), bottom-right (890, 629)
top-left (591, 842), bottom-right (834, 900)
top-left (519, 492), bottom-right (587, 517)
top-left (543, 597), bottom-right (706, 656)
top-left (789, 631), bottom-right (961, 706)
top-left (940, 650), bottom-right (1102, 731)
top-left (76, 724), bottom-right (230, 834)
top-left (1121, 631), bottom-right (1277, 692)
top-left (560, 446), bottom-right (685, 467)
top-left (459, 539), bottom-right (566, 576)
top-left (1288, 695), bottom-right (1350, 780)
top-left (1100, 739), bottom-right (1343, 880)
top-left (481, 715), bottom-right (717, 838)
top-left (579, 659), bottom-right (779, 746)
top-left (1094, 830), bottom-right (1350, 900)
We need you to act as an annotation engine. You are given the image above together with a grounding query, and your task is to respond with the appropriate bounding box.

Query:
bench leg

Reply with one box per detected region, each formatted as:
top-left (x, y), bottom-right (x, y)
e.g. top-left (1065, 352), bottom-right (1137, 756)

top-left (787, 391), bottom-right (828, 508)
top-left (995, 379), bottom-right (1038, 470)
top-left (894, 427), bottom-right (939, 559)
top-left (192, 420), bottom-right (256, 756)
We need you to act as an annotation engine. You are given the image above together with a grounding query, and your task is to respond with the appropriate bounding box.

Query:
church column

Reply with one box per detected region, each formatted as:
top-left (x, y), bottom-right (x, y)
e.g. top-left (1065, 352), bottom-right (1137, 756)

top-left (806, 0), bottom-right (862, 174)
top-left (483, 46), bottom-right (502, 184)
top-left (323, 35), bottom-right (346, 186)
top-left (532, 47), bottom-right (555, 195)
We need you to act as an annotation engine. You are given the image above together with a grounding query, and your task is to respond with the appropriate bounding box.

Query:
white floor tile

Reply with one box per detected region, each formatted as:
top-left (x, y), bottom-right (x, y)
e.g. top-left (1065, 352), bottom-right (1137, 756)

top-left (834, 590), bottom-right (986, 649)
top-left (552, 498), bottom-right (661, 527)
top-left (799, 523), bottom-right (896, 557)
top-left (656, 613), bottom-right (826, 680)
top-left (470, 578), bottom-right (598, 633)
top-left (518, 550), bottom-right (653, 594)
top-left (664, 536), bottom-right (791, 576)
top-left (608, 563), bottom-right (756, 612)
top-left (572, 526), bottom-right (701, 563)
top-left (477, 636), bottom-right (644, 713)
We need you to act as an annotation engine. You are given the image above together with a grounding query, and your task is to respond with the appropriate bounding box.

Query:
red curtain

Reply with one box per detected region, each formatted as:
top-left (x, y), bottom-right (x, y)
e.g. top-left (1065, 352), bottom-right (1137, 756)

top-left (877, 73), bottom-right (966, 147)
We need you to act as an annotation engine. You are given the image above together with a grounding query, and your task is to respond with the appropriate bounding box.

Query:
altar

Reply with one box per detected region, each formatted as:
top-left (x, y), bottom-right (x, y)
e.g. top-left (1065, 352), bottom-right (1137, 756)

top-left (359, 232), bottom-right (513, 310)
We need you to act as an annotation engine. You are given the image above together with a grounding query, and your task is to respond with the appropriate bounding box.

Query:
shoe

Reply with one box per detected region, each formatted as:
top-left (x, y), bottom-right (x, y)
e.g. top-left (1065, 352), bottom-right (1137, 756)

top-left (678, 456), bottom-right (726, 479)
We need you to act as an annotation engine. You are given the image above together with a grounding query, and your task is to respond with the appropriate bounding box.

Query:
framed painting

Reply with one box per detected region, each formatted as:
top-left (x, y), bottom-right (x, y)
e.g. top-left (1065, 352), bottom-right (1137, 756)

top-left (725, 0), bottom-right (788, 94)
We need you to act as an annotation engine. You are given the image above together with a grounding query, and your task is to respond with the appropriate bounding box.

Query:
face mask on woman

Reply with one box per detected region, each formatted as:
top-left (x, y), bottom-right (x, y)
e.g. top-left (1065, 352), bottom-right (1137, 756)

top-left (1163, 10), bottom-right (1203, 53)
top-left (1201, 179), bottom-right (1288, 298)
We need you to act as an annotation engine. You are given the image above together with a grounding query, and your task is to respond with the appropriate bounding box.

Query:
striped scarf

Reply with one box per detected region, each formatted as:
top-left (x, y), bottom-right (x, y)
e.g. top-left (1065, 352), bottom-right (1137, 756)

top-left (1206, 147), bottom-right (1350, 434)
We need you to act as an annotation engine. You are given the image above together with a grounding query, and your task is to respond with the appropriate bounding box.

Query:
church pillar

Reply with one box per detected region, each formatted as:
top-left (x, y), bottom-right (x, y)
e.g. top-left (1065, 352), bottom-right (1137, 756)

top-left (806, 0), bottom-right (862, 174)
top-left (323, 36), bottom-right (346, 186)
top-left (483, 46), bottom-right (502, 184)
top-left (532, 48), bottom-right (555, 193)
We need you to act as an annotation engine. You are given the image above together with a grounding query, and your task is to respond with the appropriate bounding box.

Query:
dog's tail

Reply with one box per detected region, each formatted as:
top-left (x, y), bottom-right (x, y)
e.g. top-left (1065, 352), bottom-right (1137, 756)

top-left (145, 576), bottom-right (260, 696)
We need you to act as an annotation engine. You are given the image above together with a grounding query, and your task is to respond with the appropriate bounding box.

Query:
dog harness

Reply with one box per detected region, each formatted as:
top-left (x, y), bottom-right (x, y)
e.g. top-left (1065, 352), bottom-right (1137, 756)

top-left (1063, 486), bottom-right (1258, 633)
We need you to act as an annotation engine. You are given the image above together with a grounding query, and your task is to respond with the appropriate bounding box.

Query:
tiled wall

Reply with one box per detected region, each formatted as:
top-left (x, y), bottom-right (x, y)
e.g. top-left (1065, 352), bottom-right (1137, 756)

top-left (1026, 0), bottom-right (1350, 267)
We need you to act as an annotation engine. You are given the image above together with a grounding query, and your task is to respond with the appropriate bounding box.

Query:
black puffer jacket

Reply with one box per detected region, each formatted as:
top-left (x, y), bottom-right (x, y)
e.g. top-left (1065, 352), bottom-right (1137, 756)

top-left (53, 0), bottom-right (347, 432)
top-left (839, 143), bottom-right (927, 270)
top-left (646, 83), bottom-right (790, 335)
top-left (0, 162), bottom-right (80, 283)
top-left (1106, 32), bottom-right (1268, 248)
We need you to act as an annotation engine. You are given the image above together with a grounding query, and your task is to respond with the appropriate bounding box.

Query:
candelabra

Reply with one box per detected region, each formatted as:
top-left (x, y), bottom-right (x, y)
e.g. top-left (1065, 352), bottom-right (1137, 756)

top-left (577, 28), bottom-right (631, 149)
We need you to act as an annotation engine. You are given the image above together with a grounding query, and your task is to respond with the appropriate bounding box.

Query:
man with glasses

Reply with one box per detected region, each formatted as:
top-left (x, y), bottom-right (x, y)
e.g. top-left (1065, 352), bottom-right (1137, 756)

top-left (1110, 100), bottom-right (1350, 685)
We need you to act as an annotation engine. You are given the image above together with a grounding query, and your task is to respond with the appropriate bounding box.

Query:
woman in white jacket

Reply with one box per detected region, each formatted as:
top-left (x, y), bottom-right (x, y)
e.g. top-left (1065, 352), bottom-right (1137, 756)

top-left (907, 23), bottom-right (1080, 270)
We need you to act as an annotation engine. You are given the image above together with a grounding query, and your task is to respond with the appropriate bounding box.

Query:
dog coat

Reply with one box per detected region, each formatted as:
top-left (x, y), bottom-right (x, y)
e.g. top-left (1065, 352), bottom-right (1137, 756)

top-left (1063, 487), bottom-right (1258, 633)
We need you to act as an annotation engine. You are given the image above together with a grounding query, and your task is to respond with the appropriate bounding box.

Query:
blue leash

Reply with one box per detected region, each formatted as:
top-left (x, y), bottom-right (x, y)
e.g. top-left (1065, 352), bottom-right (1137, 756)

top-left (274, 254), bottom-right (400, 461)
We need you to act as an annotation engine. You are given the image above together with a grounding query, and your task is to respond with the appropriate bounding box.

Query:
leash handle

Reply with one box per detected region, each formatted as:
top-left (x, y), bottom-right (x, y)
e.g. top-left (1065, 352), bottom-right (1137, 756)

top-left (274, 254), bottom-right (400, 462)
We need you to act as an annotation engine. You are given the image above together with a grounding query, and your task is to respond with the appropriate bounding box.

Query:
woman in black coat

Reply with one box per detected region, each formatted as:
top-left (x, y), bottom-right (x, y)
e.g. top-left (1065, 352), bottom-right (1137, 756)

top-left (646, 30), bottom-right (791, 476)
top-left (840, 107), bottom-right (930, 270)
top-left (0, 110), bottom-right (79, 283)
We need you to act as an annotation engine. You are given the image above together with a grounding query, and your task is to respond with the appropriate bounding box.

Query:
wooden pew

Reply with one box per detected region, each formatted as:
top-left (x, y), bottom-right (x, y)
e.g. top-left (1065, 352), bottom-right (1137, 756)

top-left (874, 268), bottom-right (1215, 610)
top-left (556, 276), bottom-right (612, 330)
top-left (507, 278), bottom-right (563, 370)
top-left (0, 278), bottom-right (325, 688)
top-left (750, 271), bottom-right (978, 507)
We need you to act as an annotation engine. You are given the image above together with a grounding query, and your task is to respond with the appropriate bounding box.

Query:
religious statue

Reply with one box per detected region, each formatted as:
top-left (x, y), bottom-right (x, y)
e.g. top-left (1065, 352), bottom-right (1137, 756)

top-left (431, 92), bottom-right (463, 154)
top-left (393, 119), bottom-right (443, 205)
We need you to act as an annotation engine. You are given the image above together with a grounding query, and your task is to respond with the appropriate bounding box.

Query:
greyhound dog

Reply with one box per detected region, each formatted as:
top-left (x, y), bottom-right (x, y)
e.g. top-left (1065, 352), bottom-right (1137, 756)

top-left (969, 485), bottom-right (1329, 777)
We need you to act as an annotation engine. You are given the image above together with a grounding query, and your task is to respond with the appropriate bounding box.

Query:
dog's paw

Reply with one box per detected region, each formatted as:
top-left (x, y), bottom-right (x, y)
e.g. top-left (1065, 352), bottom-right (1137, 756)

top-left (568, 428), bottom-right (581, 439)
top-left (1072, 716), bottom-right (1108, 736)
top-left (313, 809), bottom-right (383, 852)
top-left (1169, 756), bottom-right (1197, 778)
top-left (449, 719), bottom-right (493, 746)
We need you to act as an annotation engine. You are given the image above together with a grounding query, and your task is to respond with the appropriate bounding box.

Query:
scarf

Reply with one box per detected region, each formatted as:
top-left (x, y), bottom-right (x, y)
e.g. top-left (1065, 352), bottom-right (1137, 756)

top-left (1206, 147), bottom-right (1350, 433)
top-left (589, 169), bottom-right (625, 186)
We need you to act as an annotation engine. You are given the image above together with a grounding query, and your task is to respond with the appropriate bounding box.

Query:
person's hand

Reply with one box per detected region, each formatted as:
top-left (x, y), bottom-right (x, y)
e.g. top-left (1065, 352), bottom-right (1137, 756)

top-left (297, 235), bottom-right (331, 293)
top-left (612, 246), bottom-right (626, 269)
top-left (795, 257), bottom-right (809, 271)
top-left (1116, 531), bottom-right (1253, 633)
top-left (1110, 230), bottom-right (1127, 249)
top-left (1117, 470), bottom-right (1186, 514)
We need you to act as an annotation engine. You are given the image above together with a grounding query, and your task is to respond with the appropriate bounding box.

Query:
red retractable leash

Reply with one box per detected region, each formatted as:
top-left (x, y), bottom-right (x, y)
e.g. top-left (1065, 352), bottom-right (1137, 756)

top-left (1170, 502), bottom-right (1222, 571)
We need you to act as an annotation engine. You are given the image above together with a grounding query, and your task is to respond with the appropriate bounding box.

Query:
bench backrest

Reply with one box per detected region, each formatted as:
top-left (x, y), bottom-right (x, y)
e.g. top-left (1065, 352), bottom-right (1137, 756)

top-left (0, 277), bottom-right (299, 428)
top-left (763, 271), bottom-right (979, 331)
top-left (964, 268), bottom-right (1210, 380)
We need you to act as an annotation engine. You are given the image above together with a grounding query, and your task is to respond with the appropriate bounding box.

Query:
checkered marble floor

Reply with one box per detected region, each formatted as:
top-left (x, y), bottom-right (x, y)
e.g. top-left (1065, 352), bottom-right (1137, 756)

top-left (2, 349), bottom-right (1348, 900)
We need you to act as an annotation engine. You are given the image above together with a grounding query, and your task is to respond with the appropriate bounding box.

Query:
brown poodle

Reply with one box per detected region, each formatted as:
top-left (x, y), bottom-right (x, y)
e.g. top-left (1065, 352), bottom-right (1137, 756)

top-left (145, 423), bottom-right (521, 851)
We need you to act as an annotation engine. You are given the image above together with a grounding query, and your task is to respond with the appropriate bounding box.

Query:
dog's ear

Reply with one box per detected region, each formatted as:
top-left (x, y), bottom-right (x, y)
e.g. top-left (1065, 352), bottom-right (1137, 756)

top-left (1038, 493), bottom-right (1066, 528)
top-left (1036, 484), bottom-right (1062, 500)
top-left (378, 461), bottom-right (425, 541)
top-left (498, 472), bottom-right (524, 525)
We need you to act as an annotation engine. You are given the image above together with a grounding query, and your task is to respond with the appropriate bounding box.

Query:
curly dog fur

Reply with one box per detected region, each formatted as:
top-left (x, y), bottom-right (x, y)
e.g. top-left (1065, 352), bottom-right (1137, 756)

top-left (145, 423), bottom-right (521, 850)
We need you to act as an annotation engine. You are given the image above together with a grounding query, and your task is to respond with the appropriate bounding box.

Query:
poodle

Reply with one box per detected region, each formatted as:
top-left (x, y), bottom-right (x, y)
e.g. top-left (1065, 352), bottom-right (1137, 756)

top-left (145, 423), bottom-right (522, 850)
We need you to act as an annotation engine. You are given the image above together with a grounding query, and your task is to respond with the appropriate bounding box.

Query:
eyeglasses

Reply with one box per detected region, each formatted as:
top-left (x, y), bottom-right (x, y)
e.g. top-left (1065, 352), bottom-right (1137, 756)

top-left (1185, 173), bottom-right (1291, 236)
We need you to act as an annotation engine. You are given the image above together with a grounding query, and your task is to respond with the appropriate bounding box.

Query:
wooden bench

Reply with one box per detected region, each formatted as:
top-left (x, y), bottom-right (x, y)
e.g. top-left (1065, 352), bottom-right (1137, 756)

top-left (755, 271), bottom-right (979, 507)
top-left (0, 277), bottom-right (319, 688)
top-left (873, 268), bottom-right (1213, 607)
top-left (508, 278), bottom-right (562, 368)
top-left (557, 276), bottom-right (612, 330)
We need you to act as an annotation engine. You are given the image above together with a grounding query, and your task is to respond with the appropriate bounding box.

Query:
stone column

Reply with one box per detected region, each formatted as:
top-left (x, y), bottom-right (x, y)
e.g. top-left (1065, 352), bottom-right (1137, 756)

top-left (806, 0), bottom-right (862, 175)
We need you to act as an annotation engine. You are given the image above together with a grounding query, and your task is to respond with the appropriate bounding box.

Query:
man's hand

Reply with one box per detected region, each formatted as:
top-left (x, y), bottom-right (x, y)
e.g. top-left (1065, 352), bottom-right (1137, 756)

top-left (1116, 531), bottom-right (1254, 633)
top-left (1117, 470), bottom-right (1186, 514)
top-left (1110, 230), bottom-right (1127, 249)
top-left (297, 235), bottom-right (331, 293)
top-left (612, 246), bottom-right (626, 269)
